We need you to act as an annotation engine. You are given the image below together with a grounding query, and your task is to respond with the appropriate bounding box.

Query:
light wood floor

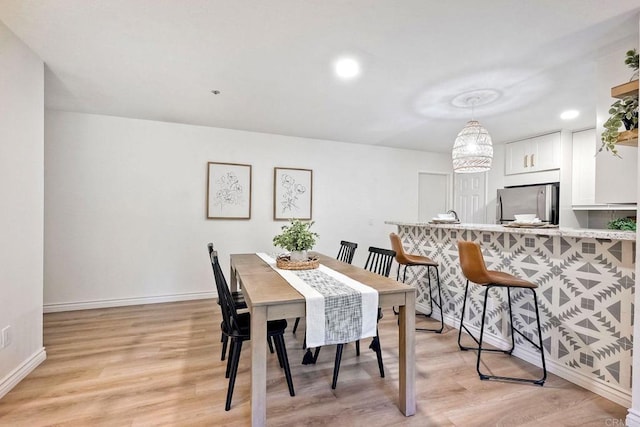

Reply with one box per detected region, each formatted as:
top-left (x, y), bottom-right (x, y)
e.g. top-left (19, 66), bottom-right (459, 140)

top-left (0, 299), bottom-right (627, 426)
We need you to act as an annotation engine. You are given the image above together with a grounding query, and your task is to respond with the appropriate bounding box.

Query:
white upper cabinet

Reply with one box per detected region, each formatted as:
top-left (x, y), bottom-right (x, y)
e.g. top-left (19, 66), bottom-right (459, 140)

top-left (505, 132), bottom-right (561, 175)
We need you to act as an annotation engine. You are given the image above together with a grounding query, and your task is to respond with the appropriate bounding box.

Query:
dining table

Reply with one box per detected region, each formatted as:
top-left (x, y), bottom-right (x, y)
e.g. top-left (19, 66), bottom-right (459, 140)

top-left (229, 252), bottom-right (416, 426)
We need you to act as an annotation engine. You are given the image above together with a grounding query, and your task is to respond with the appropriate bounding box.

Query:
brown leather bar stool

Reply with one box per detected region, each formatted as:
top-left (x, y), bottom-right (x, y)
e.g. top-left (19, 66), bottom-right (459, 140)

top-left (457, 240), bottom-right (546, 385)
top-left (389, 232), bottom-right (444, 333)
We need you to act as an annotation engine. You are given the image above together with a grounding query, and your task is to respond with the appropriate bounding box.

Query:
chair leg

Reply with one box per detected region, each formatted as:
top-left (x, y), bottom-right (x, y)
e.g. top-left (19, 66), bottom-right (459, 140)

top-left (506, 287), bottom-right (516, 354)
top-left (225, 337), bottom-right (236, 379)
top-left (370, 332), bottom-right (385, 378)
top-left (475, 286), bottom-right (546, 385)
top-left (221, 333), bottom-right (228, 361)
top-left (268, 336), bottom-right (274, 354)
top-left (292, 317), bottom-right (300, 334)
top-left (273, 334), bottom-right (284, 369)
top-left (355, 340), bottom-right (360, 356)
top-left (273, 334), bottom-right (295, 396)
top-left (532, 289), bottom-right (547, 385)
top-left (225, 339), bottom-right (243, 411)
top-left (457, 280), bottom-right (471, 350)
top-left (475, 287), bottom-right (491, 380)
top-left (331, 344), bottom-right (344, 389)
top-left (416, 266), bottom-right (444, 333)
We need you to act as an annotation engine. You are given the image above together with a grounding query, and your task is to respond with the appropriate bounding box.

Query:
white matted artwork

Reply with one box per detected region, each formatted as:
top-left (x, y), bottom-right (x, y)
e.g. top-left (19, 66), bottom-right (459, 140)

top-left (207, 162), bottom-right (252, 219)
top-left (274, 167), bottom-right (313, 220)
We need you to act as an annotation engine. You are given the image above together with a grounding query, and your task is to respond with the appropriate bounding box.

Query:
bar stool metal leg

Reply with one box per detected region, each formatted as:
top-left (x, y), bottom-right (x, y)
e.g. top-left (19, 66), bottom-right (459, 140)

top-left (474, 285), bottom-right (546, 385)
top-left (416, 265), bottom-right (444, 333)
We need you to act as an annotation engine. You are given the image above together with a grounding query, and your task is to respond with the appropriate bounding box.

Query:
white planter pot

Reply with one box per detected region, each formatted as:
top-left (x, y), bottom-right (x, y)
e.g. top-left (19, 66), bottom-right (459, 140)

top-left (290, 250), bottom-right (308, 261)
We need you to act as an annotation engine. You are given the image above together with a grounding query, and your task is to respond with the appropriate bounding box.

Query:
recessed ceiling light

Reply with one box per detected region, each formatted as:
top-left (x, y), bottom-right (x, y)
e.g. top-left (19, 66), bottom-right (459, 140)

top-left (334, 57), bottom-right (361, 80)
top-left (560, 110), bottom-right (579, 120)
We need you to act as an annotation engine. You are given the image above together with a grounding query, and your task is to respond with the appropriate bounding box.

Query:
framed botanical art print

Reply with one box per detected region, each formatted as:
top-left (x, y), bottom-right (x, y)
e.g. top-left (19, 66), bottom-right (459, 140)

top-left (273, 167), bottom-right (313, 220)
top-left (207, 162), bottom-right (252, 219)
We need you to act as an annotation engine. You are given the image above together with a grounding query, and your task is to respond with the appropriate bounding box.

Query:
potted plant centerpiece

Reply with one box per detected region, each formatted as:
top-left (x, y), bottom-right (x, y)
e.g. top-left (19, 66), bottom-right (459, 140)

top-left (600, 49), bottom-right (639, 156)
top-left (273, 219), bottom-right (319, 268)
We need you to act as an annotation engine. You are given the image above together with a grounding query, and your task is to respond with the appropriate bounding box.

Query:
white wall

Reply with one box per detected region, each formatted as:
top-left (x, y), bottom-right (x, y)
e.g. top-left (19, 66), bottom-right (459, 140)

top-left (0, 22), bottom-right (45, 397)
top-left (44, 111), bottom-right (451, 309)
top-left (595, 38), bottom-right (638, 204)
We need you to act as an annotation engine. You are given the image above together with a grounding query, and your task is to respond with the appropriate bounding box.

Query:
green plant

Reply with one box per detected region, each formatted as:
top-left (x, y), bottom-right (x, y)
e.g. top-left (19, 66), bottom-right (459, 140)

top-left (625, 48), bottom-right (639, 73)
top-left (607, 217), bottom-right (636, 231)
top-left (599, 96), bottom-right (639, 157)
top-left (273, 219), bottom-right (319, 252)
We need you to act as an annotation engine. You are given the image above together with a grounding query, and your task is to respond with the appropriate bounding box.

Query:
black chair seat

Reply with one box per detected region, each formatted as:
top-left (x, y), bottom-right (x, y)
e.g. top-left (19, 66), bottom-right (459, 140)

top-left (224, 313), bottom-right (288, 338)
top-left (231, 291), bottom-right (247, 309)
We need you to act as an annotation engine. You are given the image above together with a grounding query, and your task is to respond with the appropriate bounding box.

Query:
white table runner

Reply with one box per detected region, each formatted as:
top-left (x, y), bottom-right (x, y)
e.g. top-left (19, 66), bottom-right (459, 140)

top-left (256, 253), bottom-right (378, 348)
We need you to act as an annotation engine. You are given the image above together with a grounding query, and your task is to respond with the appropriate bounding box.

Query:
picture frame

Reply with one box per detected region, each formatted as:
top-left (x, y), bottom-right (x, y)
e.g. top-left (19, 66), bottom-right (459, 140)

top-left (207, 162), bottom-right (252, 219)
top-left (273, 167), bottom-right (313, 221)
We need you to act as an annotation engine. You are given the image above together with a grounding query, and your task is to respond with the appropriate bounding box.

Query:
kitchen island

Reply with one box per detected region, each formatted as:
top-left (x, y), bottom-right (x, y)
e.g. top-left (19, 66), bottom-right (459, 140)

top-left (387, 221), bottom-right (635, 405)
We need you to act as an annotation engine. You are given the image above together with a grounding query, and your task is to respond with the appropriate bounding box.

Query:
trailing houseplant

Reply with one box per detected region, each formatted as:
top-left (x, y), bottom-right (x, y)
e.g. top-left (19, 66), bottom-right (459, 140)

top-left (599, 49), bottom-right (639, 157)
top-left (625, 48), bottom-right (639, 80)
top-left (599, 95), bottom-right (639, 157)
top-left (273, 219), bottom-right (319, 261)
top-left (607, 217), bottom-right (636, 231)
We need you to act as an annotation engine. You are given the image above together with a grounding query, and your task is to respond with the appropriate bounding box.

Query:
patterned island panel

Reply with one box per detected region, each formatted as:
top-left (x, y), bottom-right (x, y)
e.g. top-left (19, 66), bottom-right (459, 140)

top-left (394, 223), bottom-right (635, 400)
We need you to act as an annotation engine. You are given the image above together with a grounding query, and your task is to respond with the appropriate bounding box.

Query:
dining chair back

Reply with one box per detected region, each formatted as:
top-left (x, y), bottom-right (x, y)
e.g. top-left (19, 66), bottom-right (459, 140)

top-left (208, 244), bottom-right (295, 410)
top-left (337, 240), bottom-right (358, 264)
top-left (208, 243), bottom-right (247, 360)
top-left (364, 246), bottom-right (396, 278)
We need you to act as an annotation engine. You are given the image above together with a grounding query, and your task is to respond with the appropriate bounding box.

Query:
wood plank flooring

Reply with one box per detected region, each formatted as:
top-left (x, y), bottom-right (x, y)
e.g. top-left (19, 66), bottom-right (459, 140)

top-left (0, 299), bottom-right (628, 426)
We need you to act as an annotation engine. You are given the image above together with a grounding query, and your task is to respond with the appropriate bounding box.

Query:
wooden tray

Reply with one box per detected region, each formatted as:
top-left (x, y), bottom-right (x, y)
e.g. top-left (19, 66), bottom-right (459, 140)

top-left (276, 256), bottom-right (319, 270)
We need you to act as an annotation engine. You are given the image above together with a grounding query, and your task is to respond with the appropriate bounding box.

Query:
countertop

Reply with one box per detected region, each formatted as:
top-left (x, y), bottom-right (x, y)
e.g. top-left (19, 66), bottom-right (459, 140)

top-left (385, 221), bottom-right (637, 241)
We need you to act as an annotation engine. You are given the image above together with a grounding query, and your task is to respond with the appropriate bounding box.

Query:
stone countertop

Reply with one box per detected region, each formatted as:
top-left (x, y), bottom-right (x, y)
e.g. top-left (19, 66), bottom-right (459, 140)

top-left (385, 221), bottom-right (637, 241)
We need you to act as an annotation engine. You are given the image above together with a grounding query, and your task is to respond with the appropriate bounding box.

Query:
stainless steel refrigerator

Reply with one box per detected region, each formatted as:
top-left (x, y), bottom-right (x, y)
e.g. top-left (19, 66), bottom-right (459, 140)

top-left (496, 183), bottom-right (559, 224)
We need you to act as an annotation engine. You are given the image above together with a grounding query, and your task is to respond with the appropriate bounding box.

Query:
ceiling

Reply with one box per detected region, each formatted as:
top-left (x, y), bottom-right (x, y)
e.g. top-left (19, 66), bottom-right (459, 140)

top-left (1, 1), bottom-right (639, 153)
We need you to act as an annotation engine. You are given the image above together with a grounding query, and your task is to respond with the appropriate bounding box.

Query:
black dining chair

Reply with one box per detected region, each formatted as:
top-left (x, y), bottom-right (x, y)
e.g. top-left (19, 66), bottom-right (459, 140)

top-left (337, 240), bottom-right (358, 264)
top-left (208, 244), bottom-right (258, 361)
top-left (313, 246), bottom-right (393, 389)
top-left (293, 240), bottom-right (359, 335)
top-left (209, 244), bottom-right (295, 410)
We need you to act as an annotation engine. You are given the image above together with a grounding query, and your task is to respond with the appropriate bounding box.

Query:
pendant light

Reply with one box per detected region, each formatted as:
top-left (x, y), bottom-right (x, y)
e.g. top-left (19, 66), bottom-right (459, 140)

top-left (452, 97), bottom-right (493, 173)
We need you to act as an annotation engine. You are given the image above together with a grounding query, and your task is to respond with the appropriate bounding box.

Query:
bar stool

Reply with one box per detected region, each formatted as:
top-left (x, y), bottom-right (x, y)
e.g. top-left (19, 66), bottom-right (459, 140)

top-left (457, 240), bottom-right (546, 385)
top-left (389, 232), bottom-right (444, 333)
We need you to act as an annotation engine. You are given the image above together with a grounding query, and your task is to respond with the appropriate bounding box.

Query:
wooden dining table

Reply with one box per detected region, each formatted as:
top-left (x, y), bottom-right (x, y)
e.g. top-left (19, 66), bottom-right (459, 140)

top-left (229, 252), bottom-right (416, 426)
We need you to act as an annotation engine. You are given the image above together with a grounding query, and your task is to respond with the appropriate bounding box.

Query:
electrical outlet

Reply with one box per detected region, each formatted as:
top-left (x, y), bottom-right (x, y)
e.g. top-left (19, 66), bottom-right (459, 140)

top-left (2, 326), bottom-right (10, 348)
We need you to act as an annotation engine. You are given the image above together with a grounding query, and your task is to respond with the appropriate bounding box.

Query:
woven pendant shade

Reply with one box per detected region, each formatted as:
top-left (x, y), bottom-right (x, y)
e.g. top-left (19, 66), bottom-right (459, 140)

top-left (452, 120), bottom-right (493, 173)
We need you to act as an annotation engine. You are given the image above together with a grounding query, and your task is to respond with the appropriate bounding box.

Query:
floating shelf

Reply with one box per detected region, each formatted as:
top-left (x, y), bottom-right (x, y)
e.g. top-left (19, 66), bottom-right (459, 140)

top-left (617, 129), bottom-right (638, 147)
top-left (611, 80), bottom-right (639, 98)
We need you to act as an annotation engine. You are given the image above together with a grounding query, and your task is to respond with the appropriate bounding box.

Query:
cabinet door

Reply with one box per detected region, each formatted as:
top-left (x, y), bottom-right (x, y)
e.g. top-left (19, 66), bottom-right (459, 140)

top-left (504, 140), bottom-right (530, 175)
top-left (505, 133), bottom-right (560, 175)
top-left (571, 129), bottom-right (596, 205)
top-left (531, 132), bottom-right (561, 172)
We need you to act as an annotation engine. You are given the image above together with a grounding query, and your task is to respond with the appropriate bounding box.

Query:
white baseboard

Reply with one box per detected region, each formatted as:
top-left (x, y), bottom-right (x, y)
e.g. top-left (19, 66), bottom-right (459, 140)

top-left (627, 408), bottom-right (640, 427)
top-left (0, 348), bottom-right (46, 400)
top-left (43, 291), bottom-right (216, 313)
top-left (422, 309), bottom-right (632, 408)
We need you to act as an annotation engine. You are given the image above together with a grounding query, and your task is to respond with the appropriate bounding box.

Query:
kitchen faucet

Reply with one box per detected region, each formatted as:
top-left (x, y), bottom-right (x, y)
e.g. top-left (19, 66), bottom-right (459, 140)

top-left (447, 209), bottom-right (459, 221)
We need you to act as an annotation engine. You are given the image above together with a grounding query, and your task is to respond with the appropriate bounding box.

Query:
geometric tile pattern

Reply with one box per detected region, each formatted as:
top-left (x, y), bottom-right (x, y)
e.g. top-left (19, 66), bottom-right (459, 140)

top-left (398, 225), bottom-right (635, 393)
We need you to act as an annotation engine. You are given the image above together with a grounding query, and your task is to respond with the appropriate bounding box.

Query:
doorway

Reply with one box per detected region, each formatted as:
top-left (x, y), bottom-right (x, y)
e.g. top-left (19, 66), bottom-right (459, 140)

top-left (418, 172), bottom-right (451, 222)
top-left (453, 172), bottom-right (487, 223)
